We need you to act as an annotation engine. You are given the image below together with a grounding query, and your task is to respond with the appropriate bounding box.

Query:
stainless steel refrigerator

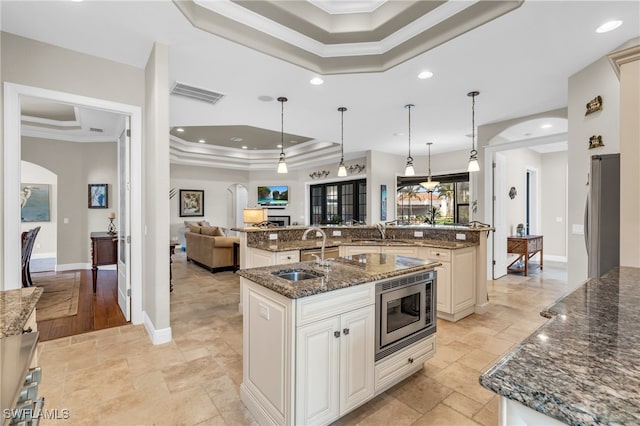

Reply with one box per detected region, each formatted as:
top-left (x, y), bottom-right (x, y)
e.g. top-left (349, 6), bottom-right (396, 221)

top-left (585, 153), bottom-right (620, 278)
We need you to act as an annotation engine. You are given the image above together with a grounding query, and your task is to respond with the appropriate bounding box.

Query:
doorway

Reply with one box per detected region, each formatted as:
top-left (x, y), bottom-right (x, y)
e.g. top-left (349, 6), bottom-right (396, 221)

top-left (4, 82), bottom-right (143, 325)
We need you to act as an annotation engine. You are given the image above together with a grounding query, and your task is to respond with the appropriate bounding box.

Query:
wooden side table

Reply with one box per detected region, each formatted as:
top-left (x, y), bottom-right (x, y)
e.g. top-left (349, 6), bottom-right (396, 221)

top-left (90, 232), bottom-right (117, 292)
top-left (170, 242), bottom-right (179, 293)
top-left (233, 241), bottom-right (240, 272)
top-left (507, 235), bottom-right (543, 276)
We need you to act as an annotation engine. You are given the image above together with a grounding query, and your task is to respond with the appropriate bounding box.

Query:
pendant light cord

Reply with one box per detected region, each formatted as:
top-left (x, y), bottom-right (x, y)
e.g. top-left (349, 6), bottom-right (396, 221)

top-left (471, 94), bottom-right (476, 154)
top-left (277, 96), bottom-right (287, 157)
top-left (340, 107), bottom-right (345, 160)
top-left (407, 104), bottom-right (412, 159)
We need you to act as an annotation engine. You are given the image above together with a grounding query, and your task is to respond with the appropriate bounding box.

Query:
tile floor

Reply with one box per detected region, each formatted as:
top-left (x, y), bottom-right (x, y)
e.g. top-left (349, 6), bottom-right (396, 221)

top-left (37, 254), bottom-right (569, 425)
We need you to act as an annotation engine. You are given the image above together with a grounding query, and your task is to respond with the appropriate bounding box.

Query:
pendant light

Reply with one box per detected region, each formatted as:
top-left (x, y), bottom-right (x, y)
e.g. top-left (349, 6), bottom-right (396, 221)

top-left (337, 107), bottom-right (348, 177)
top-left (277, 96), bottom-right (288, 174)
top-left (404, 104), bottom-right (415, 176)
top-left (467, 91), bottom-right (480, 172)
top-left (420, 142), bottom-right (439, 190)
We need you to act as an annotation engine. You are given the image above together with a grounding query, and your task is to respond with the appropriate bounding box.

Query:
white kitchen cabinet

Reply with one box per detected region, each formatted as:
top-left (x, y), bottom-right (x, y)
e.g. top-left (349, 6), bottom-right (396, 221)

top-left (247, 247), bottom-right (299, 268)
top-left (295, 305), bottom-right (374, 425)
top-left (419, 246), bottom-right (476, 322)
top-left (381, 245), bottom-right (419, 257)
top-left (339, 245), bottom-right (381, 257)
top-left (241, 278), bottom-right (376, 426)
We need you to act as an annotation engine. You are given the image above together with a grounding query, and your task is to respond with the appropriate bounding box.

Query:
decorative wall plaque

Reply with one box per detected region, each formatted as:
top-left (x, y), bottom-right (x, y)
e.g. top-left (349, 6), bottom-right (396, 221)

top-left (585, 95), bottom-right (603, 115)
top-left (588, 135), bottom-right (604, 149)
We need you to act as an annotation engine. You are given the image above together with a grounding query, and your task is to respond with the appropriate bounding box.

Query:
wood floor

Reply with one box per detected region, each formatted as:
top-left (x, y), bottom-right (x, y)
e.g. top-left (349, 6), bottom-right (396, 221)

top-left (34, 268), bottom-right (128, 341)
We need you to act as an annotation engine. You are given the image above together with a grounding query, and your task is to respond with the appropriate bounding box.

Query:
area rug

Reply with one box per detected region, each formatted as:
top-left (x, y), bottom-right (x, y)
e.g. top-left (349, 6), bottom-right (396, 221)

top-left (34, 272), bottom-right (81, 321)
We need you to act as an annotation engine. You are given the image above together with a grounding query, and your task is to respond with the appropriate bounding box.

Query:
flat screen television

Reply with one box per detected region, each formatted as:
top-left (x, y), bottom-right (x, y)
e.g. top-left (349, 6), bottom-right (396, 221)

top-left (257, 185), bottom-right (289, 207)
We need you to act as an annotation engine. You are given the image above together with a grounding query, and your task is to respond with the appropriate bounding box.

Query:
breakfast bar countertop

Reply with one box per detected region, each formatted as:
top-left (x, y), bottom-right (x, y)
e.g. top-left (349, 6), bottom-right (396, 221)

top-left (237, 253), bottom-right (440, 299)
top-left (0, 286), bottom-right (43, 337)
top-left (248, 238), bottom-right (476, 252)
top-left (480, 267), bottom-right (640, 425)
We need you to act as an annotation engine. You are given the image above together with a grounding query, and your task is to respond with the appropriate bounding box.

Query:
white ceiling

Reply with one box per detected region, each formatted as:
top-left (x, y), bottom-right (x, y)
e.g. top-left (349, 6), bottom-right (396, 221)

top-left (2, 0), bottom-right (638, 169)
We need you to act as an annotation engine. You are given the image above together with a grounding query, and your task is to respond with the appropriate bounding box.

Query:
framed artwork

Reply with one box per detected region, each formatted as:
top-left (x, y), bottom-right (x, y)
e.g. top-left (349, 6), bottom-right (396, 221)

top-left (179, 189), bottom-right (204, 217)
top-left (21, 184), bottom-right (51, 222)
top-left (380, 184), bottom-right (387, 221)
top-left (88, 184), bottom-right (108, 208)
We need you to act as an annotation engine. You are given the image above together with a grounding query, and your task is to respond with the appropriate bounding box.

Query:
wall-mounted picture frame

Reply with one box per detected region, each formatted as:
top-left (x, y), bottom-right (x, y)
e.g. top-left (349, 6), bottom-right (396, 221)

top-left (179, 189), bottom-right (204, 217)
top-left (21, 183), bottom-right (51, 222)
top-left (88, 183), bottom-right (108, 209)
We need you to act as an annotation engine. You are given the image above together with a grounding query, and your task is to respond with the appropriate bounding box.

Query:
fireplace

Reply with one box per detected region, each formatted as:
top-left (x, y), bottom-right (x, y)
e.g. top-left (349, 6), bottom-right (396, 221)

top-left (268, 215), bottom-right (290, 227)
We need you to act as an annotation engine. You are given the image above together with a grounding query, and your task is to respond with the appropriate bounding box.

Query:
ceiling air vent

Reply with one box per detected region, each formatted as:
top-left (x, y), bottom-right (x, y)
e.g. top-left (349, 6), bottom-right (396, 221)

top-left (171, 81), bottom-right (225, 105)
top-left (89, 127), bottom-right (103, 133)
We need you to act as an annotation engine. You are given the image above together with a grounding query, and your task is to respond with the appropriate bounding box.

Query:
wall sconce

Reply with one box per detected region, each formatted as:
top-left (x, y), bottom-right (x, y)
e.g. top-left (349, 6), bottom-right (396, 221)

top-left (243, 208), bottom-right (268, 226)
top-left (309, 170), bottom-right (331, 179)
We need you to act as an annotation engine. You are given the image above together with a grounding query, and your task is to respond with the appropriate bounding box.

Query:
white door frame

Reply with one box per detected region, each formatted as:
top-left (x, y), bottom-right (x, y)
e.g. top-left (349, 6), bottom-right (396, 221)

top-left (3, 82), bottom-right (143, 325)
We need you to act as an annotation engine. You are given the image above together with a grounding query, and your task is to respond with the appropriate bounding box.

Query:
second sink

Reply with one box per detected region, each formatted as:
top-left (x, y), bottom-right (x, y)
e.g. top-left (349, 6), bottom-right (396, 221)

top-left (272, 268), bottom-right (324, 282)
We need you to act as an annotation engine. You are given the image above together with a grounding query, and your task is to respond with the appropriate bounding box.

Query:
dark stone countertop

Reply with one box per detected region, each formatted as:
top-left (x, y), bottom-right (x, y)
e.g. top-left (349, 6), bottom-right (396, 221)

top-left (480, 267), bottom-right (640, 425)
top-left (237, 253), bottom-right (440, 299)
top-left (248, 238), bottom-right (476, 252)
top-left (0, 287), bottom-right (43, 337)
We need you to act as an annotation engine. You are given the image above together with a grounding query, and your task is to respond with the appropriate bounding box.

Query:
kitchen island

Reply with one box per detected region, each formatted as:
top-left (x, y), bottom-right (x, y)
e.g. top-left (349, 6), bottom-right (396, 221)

top-left (480, 267), bottom-right (640, 425)
top-left (238, 253), bottom-right (440, 426)
top-left (234, 223), bottom-right (491, 322)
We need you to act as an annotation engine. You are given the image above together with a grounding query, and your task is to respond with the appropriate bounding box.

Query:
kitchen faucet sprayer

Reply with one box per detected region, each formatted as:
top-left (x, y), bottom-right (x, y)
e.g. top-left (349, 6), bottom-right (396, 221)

top-left (302, 227), bottom-right (328, 266)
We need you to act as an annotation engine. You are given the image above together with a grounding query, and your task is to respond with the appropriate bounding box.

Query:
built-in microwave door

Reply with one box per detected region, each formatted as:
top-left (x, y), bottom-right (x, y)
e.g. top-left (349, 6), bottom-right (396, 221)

top-left (380, 283), bottom-right (426, 348)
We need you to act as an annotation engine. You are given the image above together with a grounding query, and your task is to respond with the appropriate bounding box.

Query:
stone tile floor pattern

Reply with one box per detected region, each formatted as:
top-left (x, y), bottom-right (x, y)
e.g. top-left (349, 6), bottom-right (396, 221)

top-left (37, 253), bottom-right (569, 425)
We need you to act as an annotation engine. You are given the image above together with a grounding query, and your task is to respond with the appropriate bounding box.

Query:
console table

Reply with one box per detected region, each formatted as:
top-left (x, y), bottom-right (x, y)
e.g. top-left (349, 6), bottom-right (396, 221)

top-left (90, 232), bottom-right (117, 292)
top-left (507, 235), bottom-right (543, 276)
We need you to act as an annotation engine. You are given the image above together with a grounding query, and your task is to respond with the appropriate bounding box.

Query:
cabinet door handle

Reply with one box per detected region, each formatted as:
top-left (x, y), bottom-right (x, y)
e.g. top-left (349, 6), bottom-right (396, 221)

top-left (343, 328), bottom-right (349, 335)
top-left (408, 357), bottom-right (414, 364)
top-left (334, 331), bottom-right (341, 338)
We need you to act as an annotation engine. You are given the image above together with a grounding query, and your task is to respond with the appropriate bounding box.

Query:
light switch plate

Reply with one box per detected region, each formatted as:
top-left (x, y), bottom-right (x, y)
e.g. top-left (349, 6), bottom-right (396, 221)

top-left (414, 231), bottom-right (423, 237)
top-left (269, 233), bottom-right (278, 240)
top-left (456, 233), bottom-right (466, 240)
top-left (572, 224), bottom-right (584, 235)
top-left (316, 231), bottom-right (323, 237)
top-left (332, 230), bottom-right (342, 236)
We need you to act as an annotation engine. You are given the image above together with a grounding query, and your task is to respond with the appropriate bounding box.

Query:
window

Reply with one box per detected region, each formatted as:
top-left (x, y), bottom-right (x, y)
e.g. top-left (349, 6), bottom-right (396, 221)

top-left (310, 179), bottom-right (366, 224)
top-left (396, 173), bottom-right (470, 224)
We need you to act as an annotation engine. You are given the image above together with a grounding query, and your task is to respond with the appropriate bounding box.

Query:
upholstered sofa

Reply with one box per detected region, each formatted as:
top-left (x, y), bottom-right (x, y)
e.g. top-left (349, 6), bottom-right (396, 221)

top-left (185, 224), bottom-right (239, 272)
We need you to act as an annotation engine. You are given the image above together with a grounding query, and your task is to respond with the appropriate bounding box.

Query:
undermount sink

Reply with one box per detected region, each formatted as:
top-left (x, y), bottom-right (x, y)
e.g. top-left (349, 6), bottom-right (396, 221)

top-left (272, 268), bottom-right (324, 282)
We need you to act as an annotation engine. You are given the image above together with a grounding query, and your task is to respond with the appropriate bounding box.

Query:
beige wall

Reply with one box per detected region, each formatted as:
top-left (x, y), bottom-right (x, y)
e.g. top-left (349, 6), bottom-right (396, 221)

top-left (502, 147), bottom-right (542, 235)
top-left (21, 161), bottom-right (58, 258)
top-left (567, 55), bottom-right (620, 287)
top-left (22, 138), bottom-right (117, 265)
top-left (170, 165), bottom-right (249, 239)
top-left (541, 151), bottom-right (568, 259)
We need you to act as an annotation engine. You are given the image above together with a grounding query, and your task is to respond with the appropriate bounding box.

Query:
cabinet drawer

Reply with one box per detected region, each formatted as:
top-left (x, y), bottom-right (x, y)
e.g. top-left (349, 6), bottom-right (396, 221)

top-left (276, 250), bottom-right (299, 264)
top-left (374, 335), bottom-right (435, 394)
top-left (296, 283), bottom-right (375, 326)
top-left (426, 248), bottom-right (451, 262)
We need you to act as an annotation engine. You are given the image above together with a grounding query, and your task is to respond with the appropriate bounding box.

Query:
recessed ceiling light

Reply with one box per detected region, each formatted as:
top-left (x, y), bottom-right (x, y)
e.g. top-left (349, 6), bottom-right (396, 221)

top-left (541, 124), bottom-right (552, 129)
top-left (241, 146), bottom-right (248, 149)
top-left (310, 77), bottom-right (324, 85)
top-left (418, 71), bottom-right (434, 79)
top-left (596, 20), bottom-right (622, 33)
top-left (198, 139), bottom-right (206, 144)
top-left (524, 133), bottom-right (532, 137)
top-left (277, 144), bottom-right (283, 148)
top-left (230, 137), bottom-right (243, 142)
top-left (71, 0), bottom-right (83, 2)
top-left (176, 127), bottom-right (184, 132)
top-left (289, 140), bottom-right (298, 144)
top-left (258, 95), bottom-right (274, 102)
top-left (394, 132), bottom-right (405, 137)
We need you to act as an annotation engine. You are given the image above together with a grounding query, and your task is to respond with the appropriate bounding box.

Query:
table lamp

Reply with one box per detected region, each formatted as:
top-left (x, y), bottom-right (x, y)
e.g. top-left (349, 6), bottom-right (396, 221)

top-left (243, 208), bottom-right (268, 226)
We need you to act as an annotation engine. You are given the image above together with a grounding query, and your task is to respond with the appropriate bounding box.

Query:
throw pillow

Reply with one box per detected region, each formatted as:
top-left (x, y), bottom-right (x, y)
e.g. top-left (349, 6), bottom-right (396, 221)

top-left (199, 220), bottom-right (211, 227)
top-left (187, 224), bottom-right (202, 234)
top-left (201, 226), bottom-right (218, 236)
top-left (184, 220), bottom-right (200, 228)
top-left (213, 227), bottom-right (225, 237)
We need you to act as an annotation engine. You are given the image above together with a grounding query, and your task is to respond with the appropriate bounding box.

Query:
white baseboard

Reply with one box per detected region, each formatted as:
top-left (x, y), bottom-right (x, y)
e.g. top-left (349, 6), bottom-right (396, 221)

top-left (143, 311), bottom-right (172, 345)
top-left (56, 263), bottom-right (90, 271)
top-left (475, 302), bottom-right (490, 315)
top-left (543, 255), bottom-right (567, 262)
top-left (31, 253), bottom-right (56, 259)
top-left (56, 263), bottom-right (117, 271)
